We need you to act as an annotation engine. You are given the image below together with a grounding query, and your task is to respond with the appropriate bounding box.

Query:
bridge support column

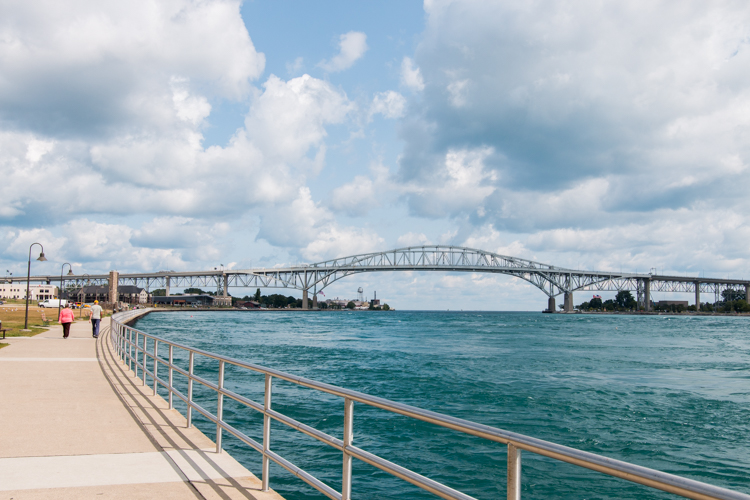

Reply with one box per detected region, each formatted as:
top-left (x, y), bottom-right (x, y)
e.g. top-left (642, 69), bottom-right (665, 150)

top-left (165, 277), bottom-right (170, 297)
top-left (302, 289), bottom-right (308, 310)
top-left (312, 293), bottom-right (318, 309)
top-left (223, 274), bottom-right (228, 297)
top-left (108, 271), bottom-right (119, 311)
top-left (547, 296), bottom-right (555, 313)
top-left (695, 282), bottom-right (700, 311)
top-left (745, 284), bottom-right (749, 302)
top-left (644, 280), bottom-right (651, 311)
top-left (564, 292), bottom-right (573, 312)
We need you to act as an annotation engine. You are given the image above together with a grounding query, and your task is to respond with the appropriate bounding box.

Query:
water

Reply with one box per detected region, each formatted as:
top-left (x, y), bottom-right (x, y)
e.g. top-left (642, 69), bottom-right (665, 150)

top-left (132, 311), bottom-right (750, 500)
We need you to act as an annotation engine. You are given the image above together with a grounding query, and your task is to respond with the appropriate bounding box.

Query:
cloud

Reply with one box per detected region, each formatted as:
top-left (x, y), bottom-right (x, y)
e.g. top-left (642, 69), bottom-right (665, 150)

top-left (397, 232), bottom-right (431, 247)
top-left (401, 57), bottom-right (425, 91)
top-left (0, 0), bottom-right (264, 138)
top-left (257, 187), bottom-right (384, 261)
top-left (399, 0), bottom-right (750, 220)
top-left (369, 91), bottom-right (406, 120)
top-left (318, 31), bottom-right (368, 73)
top-left (328, 163), bottom-right (392, 217)
top-left (244, 74), bottom-right (353, 164)
top-left (403, 147), bottom-right (497, 218)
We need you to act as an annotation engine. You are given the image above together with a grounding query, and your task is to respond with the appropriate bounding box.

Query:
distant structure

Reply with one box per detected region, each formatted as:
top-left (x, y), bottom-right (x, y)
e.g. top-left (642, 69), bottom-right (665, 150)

top-left (357, 287), bottom-right (364, 302)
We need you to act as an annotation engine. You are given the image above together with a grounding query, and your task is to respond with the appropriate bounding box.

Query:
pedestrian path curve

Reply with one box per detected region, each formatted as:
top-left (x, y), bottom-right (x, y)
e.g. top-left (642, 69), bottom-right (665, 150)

top-left (0, 316), bottom-right (284, 500)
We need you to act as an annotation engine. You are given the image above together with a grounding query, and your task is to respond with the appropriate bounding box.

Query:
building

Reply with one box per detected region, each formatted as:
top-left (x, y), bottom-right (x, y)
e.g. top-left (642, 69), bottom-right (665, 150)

top-left (152, 295), bottom-right (215, 307)
top-left (67, 285), bottom-right (149, 304)
top-left (657, 300), bottom-right (689, 308)
top-left (212, 296), bottom-right (232, 307)
top-left (0, 283), bottom-right (57, 301)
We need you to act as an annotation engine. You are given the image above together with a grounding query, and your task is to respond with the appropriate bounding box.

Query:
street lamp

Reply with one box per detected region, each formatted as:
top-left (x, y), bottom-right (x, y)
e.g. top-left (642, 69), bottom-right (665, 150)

top-left (58, 263), bottom-right (73, 322)
top-left (80, 274), bottom-right (90, 318)
top-left (24, 243), bottom-right (47, 331)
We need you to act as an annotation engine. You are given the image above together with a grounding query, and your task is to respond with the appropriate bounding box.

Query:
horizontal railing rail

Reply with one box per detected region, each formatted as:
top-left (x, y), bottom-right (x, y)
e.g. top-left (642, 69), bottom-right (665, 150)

top-left (110, 310), bottom-right (750, 500)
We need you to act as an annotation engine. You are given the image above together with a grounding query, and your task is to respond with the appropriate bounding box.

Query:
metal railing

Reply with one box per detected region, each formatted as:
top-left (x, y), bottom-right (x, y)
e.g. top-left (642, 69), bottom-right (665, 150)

top-left (109, 310), bottom-right (750, 500)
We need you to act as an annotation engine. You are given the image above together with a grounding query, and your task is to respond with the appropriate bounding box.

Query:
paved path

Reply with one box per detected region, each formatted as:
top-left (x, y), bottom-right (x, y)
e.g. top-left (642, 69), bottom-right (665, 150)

top-left (0, 318), bottom-right (285, 500)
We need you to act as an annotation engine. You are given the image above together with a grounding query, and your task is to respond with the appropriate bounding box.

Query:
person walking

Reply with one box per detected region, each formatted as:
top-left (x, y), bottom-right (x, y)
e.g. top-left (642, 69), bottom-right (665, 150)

top-left (89, 300), bottom-right (103, 338)
top-left (59, 303), bottom-right (75, 339)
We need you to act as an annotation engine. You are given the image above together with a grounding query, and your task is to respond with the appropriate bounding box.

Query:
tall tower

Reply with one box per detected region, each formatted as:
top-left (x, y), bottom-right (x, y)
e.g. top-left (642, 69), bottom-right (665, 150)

top-left (357, 287), bottom-right (364, 302)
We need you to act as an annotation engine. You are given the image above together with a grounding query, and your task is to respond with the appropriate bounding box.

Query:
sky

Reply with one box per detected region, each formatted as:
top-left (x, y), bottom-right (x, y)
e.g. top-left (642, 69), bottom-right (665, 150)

top-left (2, 0), bottom-right (750, 310)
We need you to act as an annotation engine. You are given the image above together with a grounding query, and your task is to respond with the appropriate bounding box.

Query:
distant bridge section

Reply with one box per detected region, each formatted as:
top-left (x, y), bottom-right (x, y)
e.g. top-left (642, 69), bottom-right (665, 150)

top-left (11, 246), bottom-right (750, 311)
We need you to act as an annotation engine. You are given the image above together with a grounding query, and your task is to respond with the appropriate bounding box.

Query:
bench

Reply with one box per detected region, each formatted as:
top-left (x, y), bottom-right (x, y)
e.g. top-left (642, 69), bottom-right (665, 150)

top-left (1, 328), bottom-right (8, 340)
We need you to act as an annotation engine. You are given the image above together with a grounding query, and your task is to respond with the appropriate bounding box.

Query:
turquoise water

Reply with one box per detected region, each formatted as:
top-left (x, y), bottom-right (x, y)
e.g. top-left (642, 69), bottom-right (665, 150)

top-left (133, 311), bottom-right (750, 500)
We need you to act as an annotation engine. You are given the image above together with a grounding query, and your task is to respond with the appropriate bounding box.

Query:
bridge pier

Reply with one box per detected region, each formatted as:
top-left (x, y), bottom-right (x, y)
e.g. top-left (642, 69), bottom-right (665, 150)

top-left (695, 282), bottom-right (700, 311)
top-left (302, 289), bottom-right (309, 310)
top-left (223, 274), bottom-right (228, 298)
top-left (108, 271), bottom-right (119, 311)
top-left (312, 293), bottom-right (318, 309)
top-left (644, 280), bottom-right (650, 311)
top-left (547, 296), bottom-right (555, 313)
top-left (165, 277), bottom-right (170, 297)
top-left (564, 292), bottom-right (573, 312)
top-left (746, 284), bottom-right (749, 302)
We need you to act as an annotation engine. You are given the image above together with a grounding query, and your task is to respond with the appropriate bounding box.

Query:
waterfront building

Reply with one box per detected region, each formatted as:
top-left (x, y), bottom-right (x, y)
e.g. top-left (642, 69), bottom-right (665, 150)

top-left (67, 285), bottom-right (150, 304)
top-left (0, 283), bottom-right (57, 300)
top-left (152, 295), bottom-right (215, 306)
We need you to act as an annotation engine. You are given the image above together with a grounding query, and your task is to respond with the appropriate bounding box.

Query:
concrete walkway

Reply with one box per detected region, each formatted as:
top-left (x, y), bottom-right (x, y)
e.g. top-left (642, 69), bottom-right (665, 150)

top-left (0, 318), bottom-right (284, 500)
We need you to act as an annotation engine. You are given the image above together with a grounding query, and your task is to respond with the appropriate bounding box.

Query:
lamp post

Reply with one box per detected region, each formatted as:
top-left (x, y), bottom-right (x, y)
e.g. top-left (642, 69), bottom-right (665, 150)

top-left (80, 274), bottom-right (90, 318)
top-left (58, 263), bottom-right (73, 322)
top-left (24, 243), bottom-right (47, 331)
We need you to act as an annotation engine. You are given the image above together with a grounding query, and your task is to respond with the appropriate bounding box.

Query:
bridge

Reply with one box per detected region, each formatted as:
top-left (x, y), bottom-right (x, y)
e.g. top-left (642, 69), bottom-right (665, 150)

top-left (10, 245), bottom-right (750, 311)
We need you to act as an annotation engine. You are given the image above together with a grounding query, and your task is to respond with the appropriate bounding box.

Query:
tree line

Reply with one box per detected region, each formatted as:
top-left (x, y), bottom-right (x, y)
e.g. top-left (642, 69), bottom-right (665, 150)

top-left (576, 289), bottom-right (750, 313)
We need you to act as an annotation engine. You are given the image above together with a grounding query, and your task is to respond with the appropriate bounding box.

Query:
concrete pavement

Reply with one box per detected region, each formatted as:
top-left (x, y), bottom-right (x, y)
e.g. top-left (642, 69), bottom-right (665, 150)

top-left (0, 317), bottom-right (285, 500)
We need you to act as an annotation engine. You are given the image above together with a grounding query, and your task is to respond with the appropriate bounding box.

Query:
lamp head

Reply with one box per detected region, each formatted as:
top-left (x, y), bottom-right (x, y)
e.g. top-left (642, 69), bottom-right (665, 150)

top-left (37, 252), bottom-right (47, 262)
top-left (67, 270), bottom-right (74, 276)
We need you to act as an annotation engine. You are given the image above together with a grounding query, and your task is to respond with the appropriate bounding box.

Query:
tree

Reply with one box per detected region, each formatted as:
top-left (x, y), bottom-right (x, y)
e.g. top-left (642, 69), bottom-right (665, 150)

top-left (346, 301), bottom-right (355, 309)
top-left (254, 288), bottom-right (261, 301)
top-left (184, 288), bottom-right (205, 295)
top-left (152, 289), bottom-right (166, 296)
top-left (722, 288), bottom-right (746, 302)
top-left (615, 291), bottom-right (637, 310)
top-left (589, 297), bottom-right (603, 309)
top-left (382, 304), bottom-right (390, 311)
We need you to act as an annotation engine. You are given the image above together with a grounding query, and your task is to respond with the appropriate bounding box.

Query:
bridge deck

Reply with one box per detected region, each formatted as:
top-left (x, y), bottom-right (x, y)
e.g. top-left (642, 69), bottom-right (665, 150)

top-left (0, 318), bottom-right (284, 500)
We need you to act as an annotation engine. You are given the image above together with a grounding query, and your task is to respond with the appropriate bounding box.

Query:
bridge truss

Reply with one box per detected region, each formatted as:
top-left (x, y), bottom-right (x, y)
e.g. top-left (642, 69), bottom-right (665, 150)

top-left (10, 246), bottom-right (750, 310)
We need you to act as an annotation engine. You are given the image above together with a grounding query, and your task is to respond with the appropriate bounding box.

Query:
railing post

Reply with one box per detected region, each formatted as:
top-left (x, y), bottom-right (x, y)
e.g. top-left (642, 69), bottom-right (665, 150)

top-left (262, 374), bottom-right (272, 491)
top-left (134, 332), bottom-right (139, 380)
top-left (168, 344), bottom-right (174, 410)
top-left (216, 360), bottom-right (225, 453)
top-left (508, 443), bottom-right (521, 500)
top-left (142, 336), bottom-right (147, 386)
top-left (153, 340), bottom-right (158, 396)
top-left (128, 328), bottom-right (132, 372)
top-left (187, 351), bottom-right (194, 428)
top-left (342, 397), bottom-right (354, 500)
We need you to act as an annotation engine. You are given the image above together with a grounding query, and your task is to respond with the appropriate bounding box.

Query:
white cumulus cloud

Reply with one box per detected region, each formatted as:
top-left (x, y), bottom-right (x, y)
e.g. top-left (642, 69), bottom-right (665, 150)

top-left (318, 31), bottom-right (368, 73)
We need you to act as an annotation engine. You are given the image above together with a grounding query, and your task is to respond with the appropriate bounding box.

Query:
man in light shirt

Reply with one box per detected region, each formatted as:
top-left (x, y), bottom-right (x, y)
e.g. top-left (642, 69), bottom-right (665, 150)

top-left (89, 300), bottom-right (103, 338)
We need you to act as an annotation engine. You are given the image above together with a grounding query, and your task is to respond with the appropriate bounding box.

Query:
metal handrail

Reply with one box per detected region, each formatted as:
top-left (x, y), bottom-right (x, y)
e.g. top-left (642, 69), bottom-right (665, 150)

top-left (109, 310), bottom-right (750, 500)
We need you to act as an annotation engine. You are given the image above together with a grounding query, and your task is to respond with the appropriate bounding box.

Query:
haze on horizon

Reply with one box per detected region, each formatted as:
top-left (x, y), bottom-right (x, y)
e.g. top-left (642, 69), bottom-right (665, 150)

top-left (1, 1), bottom-right (749, 310)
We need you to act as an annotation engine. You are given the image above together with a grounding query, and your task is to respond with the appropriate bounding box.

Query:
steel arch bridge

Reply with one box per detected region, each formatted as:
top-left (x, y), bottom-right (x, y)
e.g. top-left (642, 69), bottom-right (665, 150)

top-left (14, 245), bottom-right (750, 311)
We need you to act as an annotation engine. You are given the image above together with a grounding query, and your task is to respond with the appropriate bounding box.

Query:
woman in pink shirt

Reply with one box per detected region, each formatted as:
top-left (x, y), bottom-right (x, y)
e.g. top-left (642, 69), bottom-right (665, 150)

top-left (59, 303), bottom-right (75, 339)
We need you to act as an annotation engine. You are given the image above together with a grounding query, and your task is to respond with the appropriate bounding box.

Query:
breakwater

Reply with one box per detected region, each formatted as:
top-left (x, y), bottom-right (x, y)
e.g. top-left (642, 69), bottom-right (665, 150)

top-left (132, 310), bottom-right (750, 500)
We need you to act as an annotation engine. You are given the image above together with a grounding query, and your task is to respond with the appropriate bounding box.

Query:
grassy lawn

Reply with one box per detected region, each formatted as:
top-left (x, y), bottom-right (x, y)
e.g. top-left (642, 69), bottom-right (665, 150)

top-left (0, 303), bottom-right (60, 336)
top-left (0, 343), bottom-right (8, 349)
top-left (1, 299), bottom-right (112, 338)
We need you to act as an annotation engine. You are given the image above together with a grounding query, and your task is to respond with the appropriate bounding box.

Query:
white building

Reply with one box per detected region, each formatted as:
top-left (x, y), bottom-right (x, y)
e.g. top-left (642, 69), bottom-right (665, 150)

top-left (0, 284), bottom-right (57, 301)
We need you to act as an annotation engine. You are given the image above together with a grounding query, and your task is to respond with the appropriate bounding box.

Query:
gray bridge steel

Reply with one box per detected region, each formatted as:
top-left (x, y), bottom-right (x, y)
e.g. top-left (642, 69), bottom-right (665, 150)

top-left (10, 245), bottom-right (750, 311)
